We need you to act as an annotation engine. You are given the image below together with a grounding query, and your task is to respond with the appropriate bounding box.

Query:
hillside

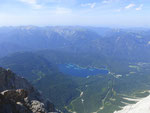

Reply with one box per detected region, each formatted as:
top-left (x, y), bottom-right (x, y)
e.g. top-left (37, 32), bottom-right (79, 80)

top-left (0, 52), bottom-right (79, 111)
top-left (0, 67), bottom-right (57, 113)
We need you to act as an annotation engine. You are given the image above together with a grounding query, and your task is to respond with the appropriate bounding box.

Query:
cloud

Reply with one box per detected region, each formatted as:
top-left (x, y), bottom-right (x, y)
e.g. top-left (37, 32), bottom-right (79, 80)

top-left (102, 0), bottom-right (119, 4)
top-left (136, 4), bottom-right (143, 11)
top-left (81, 3), bottom-right (96, 9)
top-left (125, 3), bottom-right (135, 9)
top-left (102, 0), bottom-right (113, 4)
top-left (19, 0), bottom-right (42, 9)
top-left (114, 9), bottom-right (121, 12)
top-left (53, 7), bottom-right (72, 14)
top-left (102, 0), bottom-right (111, 4)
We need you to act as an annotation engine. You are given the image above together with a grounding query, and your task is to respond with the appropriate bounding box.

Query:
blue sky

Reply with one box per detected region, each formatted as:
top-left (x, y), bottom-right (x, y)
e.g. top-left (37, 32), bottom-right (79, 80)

top-left (0, 0), bottom-right (150, 27)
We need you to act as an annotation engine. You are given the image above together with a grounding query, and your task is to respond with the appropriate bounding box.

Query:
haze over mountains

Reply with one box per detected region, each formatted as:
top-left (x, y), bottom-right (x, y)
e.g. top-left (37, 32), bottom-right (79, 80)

top-left (1, 26), bottom-right (150, 113)
top-left (1, 26), bottom-right (150, 61)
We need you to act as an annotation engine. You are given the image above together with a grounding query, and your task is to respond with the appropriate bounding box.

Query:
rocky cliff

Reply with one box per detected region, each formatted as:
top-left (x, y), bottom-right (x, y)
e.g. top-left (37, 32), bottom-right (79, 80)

top-left (0, 67), bottom-right (58, 113)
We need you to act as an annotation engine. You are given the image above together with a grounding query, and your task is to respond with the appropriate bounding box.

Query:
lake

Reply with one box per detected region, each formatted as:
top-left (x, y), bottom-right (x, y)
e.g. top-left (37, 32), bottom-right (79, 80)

top-left (58, 64), bottom-right (109, 77)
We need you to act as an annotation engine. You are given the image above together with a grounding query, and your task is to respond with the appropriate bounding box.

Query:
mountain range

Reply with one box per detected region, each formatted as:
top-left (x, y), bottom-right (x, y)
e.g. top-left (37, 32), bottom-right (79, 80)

top-left (0, 26), bottom-right (150, 113)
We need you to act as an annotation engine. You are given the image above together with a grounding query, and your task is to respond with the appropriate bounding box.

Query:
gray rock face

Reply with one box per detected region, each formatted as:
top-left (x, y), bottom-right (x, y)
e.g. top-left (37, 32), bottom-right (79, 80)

top-left (30, 100), bottom-right (46, 113)
top-left (0, 67), bottom-right (58, 113)
top-left (0, 68), bottom-right (42, 101)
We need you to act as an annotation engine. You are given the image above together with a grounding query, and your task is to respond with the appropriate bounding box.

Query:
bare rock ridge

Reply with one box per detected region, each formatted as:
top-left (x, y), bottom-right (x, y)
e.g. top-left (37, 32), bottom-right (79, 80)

top-left (0, 67), bottom-right (58, 113)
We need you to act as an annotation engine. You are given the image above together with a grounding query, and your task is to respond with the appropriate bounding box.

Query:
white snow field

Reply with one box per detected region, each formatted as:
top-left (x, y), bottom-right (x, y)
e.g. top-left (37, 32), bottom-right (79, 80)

top-left (114, 95), bottom-right (150, 113)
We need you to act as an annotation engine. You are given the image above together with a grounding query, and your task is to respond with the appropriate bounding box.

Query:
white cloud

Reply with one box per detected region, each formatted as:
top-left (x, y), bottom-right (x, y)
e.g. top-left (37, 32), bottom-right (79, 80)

top-left (102, 0), bottom-right (113, 4)
top-left (115, 9), bottom-right (121, 12)
top-left (81, 3), bottom-right (96, 9)
top-left (136, 4), bottom-right (143, 11)
top-left (53, 7), bottom-right (72, 14)
top-left (20, 0), bottom-right (36, 4)
top-left (102, 0), bottom-right (111, 4)
top-left (19, 0), bottom-right (42, 9)
top-left (102, 0), bottom-right (119, 4)
top-left (125, 3), bottom-right (135, 9)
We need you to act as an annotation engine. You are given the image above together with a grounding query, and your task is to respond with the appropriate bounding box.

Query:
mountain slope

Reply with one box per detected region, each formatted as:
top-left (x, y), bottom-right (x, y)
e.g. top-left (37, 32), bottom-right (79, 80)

top-left (0, 67), bottom-right (57, 113)
top-left (0, 52), bottom-right (79, 111)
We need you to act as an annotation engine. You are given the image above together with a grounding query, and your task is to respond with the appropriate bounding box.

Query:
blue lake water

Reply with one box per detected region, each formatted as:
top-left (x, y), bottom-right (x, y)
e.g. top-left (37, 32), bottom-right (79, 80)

top-left (58, 64), bottom-right (109, 77)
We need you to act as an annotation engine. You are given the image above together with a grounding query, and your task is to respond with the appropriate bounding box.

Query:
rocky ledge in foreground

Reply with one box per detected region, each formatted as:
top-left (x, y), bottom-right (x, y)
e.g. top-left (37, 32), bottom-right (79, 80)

top-left (0, 67), bottom-right (58, 113)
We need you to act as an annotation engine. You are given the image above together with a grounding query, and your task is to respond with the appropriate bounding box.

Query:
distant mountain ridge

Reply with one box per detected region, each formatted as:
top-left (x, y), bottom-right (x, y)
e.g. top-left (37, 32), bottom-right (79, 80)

top-left (0, 26), bottom-right (150, 63)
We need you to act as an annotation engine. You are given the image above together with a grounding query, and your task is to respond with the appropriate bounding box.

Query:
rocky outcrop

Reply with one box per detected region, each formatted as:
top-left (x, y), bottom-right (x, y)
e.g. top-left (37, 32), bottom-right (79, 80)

top-left (0, 67), bottom-right (58, 113)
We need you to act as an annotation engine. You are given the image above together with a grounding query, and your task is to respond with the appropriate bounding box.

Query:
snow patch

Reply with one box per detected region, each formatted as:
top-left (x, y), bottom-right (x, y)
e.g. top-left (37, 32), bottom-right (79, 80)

top-left (80, 92), bottom-right (83, 97)
top-left (114, 95), bottom-right (150, 113)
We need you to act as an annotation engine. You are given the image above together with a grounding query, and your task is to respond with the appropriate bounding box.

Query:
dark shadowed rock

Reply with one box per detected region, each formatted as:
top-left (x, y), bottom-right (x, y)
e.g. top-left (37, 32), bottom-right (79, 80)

top-left (0, 67), bottom-right (59, 113)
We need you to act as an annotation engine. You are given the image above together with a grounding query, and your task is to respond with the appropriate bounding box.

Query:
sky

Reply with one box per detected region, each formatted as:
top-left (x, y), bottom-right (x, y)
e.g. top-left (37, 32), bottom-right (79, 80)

top-left (0, 0), bottom-right (150, 27)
